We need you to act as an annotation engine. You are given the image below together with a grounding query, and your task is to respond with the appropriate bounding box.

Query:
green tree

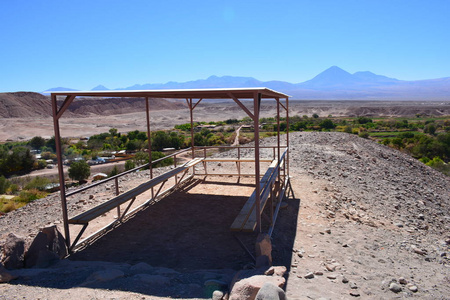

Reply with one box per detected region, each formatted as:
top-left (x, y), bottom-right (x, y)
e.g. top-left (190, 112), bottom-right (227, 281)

top-left (356, 116), bottom-right (373, 124)
top-left (424, 124), bottom-right (436, 135)
top-left (1, 147), bottom-right (34, 176)
top-left (0, 176), bottom-right (11, 194)
top-left (312, 113), bottom-right (319, 119)
top-left (109, 128), bottom-right (118, 137)
top-left (319, 119), bottom-right (336, 130)
top-left (133, 151), bottom-right (149, 167)
top-left (68, 161), bottom-right (90, 183)
top-left (29, 136), bottom-right (46, 150)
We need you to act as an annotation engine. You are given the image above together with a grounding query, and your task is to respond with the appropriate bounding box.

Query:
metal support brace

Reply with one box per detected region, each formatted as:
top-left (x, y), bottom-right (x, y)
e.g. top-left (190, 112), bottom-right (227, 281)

top-left (69, 224), bottom-right (88, 253)
top-left (233, 234), bottom-right (256, 262)
top-left (118, 197), bottom-right (137, 222)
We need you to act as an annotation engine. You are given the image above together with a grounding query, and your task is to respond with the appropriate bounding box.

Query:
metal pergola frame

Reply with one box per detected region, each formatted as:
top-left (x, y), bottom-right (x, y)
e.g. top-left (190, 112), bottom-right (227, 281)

top-left (51, 87), bottom-right (290, 249)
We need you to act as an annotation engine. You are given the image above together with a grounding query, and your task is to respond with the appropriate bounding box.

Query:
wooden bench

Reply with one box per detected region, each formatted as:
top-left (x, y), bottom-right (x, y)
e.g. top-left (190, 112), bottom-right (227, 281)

top-left (230, 159), bottom-right (280, 232)
top-left (68, 157), bottom-right (203, 249)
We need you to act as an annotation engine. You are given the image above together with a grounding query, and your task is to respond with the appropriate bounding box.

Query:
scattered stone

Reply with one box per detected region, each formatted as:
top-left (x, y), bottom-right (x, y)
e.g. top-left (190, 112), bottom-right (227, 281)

top-left (342, 277), bottom-right (349, 283)
top-left (314, 271), bottom-right (323, 276)
top-left (325, 264), bottom-right (336, 272)
top-left (304, 272), bottom-right (314, 279)
top-left (325, 229), bottom-right (331, 234)
top-left (297, 252), bottom-right (303, 258)
top-left (81, 268), bottom-right (125, 286)
top-left (213, 290), bottom-right (224, 300)
top-left (1, 233), bottom-right (25, 269)
top-left (389, 282), bottom-right (402, 293)
top-left (255, 282), bottom-right (286, 300)
top-left (264, 266), bottom-right (287, 277)
top-left (412, 246), bottom-right (427, 255)
top-left (154, 267), bottom-right (180, 275)
top-left (130, 262), bottom-right (153, 273)
top-left (349, 291), bottom-right (360, 297)
top-left (350, 282), bottom-right (357, 289)
top-left (327, 274), bottom-right (337, 280)
top-left (398, 277), bottom-right (407, 285)
top-left (408, 285), bottom-right (418, 293)
top-left (89, 194), bottom-right (95, 199)
top-left (134, 274), bottom-right (170, 285)
top-left (394, 222), bottom-right (404, 228)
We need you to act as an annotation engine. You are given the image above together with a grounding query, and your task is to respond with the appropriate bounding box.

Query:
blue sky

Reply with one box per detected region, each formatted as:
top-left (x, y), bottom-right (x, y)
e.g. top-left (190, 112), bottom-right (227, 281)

top-left (0, 0), bottom-right (449, 92)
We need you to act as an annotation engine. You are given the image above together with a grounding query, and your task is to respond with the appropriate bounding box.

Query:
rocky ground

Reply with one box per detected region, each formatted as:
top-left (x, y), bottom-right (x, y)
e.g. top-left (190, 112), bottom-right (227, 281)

top-left (0, 132), bottom-right (449, 299)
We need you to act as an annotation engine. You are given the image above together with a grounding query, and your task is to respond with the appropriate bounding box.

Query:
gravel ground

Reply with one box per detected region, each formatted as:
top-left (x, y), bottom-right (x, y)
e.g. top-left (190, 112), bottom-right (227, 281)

top-left (1, 132), bottom-right (449, 299)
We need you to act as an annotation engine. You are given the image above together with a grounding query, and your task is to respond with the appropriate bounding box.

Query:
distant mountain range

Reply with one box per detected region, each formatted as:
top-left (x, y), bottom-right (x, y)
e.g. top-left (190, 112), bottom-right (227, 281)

top-left (43, 66), bottom-right (450, 100)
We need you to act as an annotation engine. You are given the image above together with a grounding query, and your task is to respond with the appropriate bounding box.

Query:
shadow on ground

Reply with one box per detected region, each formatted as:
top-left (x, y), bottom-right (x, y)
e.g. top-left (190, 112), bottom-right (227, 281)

top-left (9, 178), bottom-right (300, 298)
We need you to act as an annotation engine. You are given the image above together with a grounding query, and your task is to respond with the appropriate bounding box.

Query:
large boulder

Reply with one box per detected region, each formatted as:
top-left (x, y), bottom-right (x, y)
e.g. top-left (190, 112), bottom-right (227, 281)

top-left (255, 282), bottom-right (286, 300)
top-left (229, 275), bottom-right (285, 300)
top-left (24, 225), bottom-right (67, 268)
top-left (1, 233), bottom-right (25, 269)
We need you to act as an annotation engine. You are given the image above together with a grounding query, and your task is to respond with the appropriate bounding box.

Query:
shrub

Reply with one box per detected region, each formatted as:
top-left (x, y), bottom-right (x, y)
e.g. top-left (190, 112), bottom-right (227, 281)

top-left (14, 189), bottom-right (47, 204)
top-left (344, 126), bottom-right (353, 134)
top-left (68, 160), bottom-right (90, 183)
top-left (356, 116), bottom-right (373, 124)
top-left (109, 166), bottom-right (119, 177)
top-left (133, 151), bottom-right (174, 169)
top-left (359, 132), bottom-right (369, 139)
top-left (24, 176), bottom-right (51, 191)
top-left (0, 200), bottom-right (21, 213)
top-left (426, 157), bottom-right (450, 176)
top-left (125, 160), bottom-right (135, 171)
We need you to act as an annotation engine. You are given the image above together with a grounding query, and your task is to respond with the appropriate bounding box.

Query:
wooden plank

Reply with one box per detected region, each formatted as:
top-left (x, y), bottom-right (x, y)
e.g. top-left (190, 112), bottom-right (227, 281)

top-left (69, 158), bottom-right (203, 224)
top-left (241, 175), bottom-right (278, 232)
top-left (230, 160), bottom-right (278, 231)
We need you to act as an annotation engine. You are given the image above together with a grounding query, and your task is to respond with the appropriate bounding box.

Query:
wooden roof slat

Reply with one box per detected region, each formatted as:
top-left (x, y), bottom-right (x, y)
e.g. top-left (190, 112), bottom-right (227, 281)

top-left (51, 87), bottom-right (290, 99)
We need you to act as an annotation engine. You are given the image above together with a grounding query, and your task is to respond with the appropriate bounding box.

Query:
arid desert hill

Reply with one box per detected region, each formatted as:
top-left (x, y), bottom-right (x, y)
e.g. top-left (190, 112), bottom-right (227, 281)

top-left (1, 92), bottom-right (449, 142)
top-left (0, 92), bottom-right (184, 119)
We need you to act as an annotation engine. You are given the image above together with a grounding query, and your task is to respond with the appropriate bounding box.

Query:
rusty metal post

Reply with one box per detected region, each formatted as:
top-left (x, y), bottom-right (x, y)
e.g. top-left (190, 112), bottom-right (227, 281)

top-left (51, 94), bottom-right (71, 249)
top-left (286, 97), bottom-right (290, 177)
top-left (254, 92), bottom-right (262, 233)
top-left (188, 98), bottom-right (195, 159)
top-left (145, 97), bottom-right (154, 198)
top-left (276, 98), bottom-right (281, 164)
